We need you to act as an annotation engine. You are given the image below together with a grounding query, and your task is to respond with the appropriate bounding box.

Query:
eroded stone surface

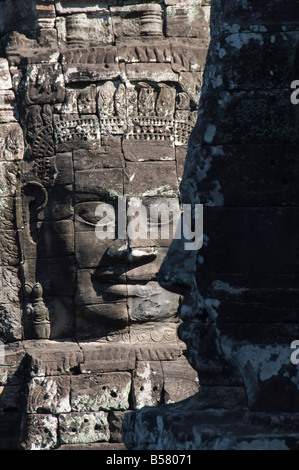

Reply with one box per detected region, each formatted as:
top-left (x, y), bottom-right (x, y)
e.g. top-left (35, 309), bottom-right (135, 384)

top-left (0, 0), bottom-right (211, 451)
top-left (132, 361), bottom-right (164, 409)
top-left (122, 0), bottom-right (299, 451)
top-left (59, 412), bottom-right (110, 445)
top-left (27, 376), bottom-right (71, 414)
top-left (0, 0), bottom-right (209, 347)
top-left (71, 372), bottom-right (132, 412)
top-left (21, 414), bottom-right (58, 450)
top-left (162, 357), bottom-right (199, 404)
top-left (108, 410), bottom-right (129, 443)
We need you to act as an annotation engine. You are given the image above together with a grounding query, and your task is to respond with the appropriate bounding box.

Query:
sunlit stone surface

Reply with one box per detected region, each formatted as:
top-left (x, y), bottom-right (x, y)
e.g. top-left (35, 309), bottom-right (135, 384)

top-left (0, 0), bottom-right (209, 450)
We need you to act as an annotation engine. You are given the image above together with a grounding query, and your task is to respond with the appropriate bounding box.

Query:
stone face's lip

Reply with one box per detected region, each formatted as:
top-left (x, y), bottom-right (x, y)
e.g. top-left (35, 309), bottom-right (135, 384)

top-left (92, 267), bottom-right (159, 285)
top-left (90, 279), bottom-right (161, 296)
top-left (106, 247), bottom-right (158, 263)
top-left (98, 283), bottom-right (128, 298)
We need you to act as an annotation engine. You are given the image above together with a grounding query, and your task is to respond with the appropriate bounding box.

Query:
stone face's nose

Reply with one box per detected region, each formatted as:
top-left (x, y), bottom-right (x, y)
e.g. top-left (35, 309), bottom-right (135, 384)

top-left (157, 235), bottom-right (198, 295)
top-left (128, 247), bottom-right (158, 263)
top-left (106, 241), bottom-right (129, 261)
top-left (106, 239), bottom-right (158, 264)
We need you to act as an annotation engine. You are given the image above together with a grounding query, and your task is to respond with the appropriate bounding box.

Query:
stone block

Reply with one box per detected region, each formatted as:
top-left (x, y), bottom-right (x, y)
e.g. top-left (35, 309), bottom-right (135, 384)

top-left (78, 342), bottom-right (136, 373)
top-left (124, 161), bottom-right (179, 198)
top-left (71, 372), bottom-right (131, 411)
top-left (170, 42), bottom-right (209, 72)
top-left (219, 0), bottom-right (299, 28)
top-left (36, 220), bottom-right (74, 258)
top-left (44, 184), bottom-right (74, 221)
top-left (234, 345), bottom-right (299, 412)
top-left (194, 386), bottom-right (247, 410)
top-left (0, 384), bottom-right (23, 412)
top-left (194, 89), bottom-right (299, 146)
top-left (75, 168), bottom-right (124, 200)
top-left (178, 71), bottom-right (202, 106)
top-left (165, 0), bottom-right (201, 6)
top-left (122, 140), bottom-right (175, 162)
top-left (0, 302), bottom-right (22, 343)
top-left (27, 376), bottom-right (71, 414)
top-left (108, 410), bottom-right (129, 443)
top-left (129, 322), bottom-right (179, 345)
top-left (0, 89), bottom-right (17, 123)
top-left (57, 442), bottom-right (127, 450)
top-left (75, 270), bottom-right (128, 307)
top-left (111, 4), bottom-right (163, 38)
top-left (0, 341), bottom-right (26, 385)
top-left (35, 2), bottom-right (56, 28)
top-left (126, 63), bottom-right (178, 82)
top-left (0, 229), bottom-right (19, 266)
top-left (0, 196), bottom-right (18, 231)
top-left (62, 47), bottom-right (120, 83)
top-left (116, 43), bottom-right (172, 64)
top-left (132, 361), bottom-right (164, 409)
top-left (175, 146), bottom-right (187, 181)
top-left (0, 265), bottom-right (20, 305)
top-left (125, 196), bottom-right (181, 248)
top-left (207, 32), bottom-right (299, 91)
top-left (127, 282), bottom-right (179, 323)
top-left (59, 411), bottom-right (110, 444)
top-left (55, 1), bottom-right (110, 15)
top-left (76, 302), bottom-right (129, 329)
top-left (161, 357), bottom-right (199, 404)
top-left (0, 162), bottom-right (19, 197)
top-left (134, 344), bottom-right (185, 362)
top-left (74, 233), bottom-right (115, 269)
top-left (46, 295), bottom-right (75, 339)
top-left (73, 138), bottom-right (124, 171)
top-left (74, 198), bottom-right (118, 234)
top-left (198, 207), bottom-right (299, 274)
top-left (166, 4), bottom-right (209, 38)
top-left (24, 63), bottom-right (65, 105)
top-left (182, 144), bottom-right (299, 207)
top-left (53, 114), bottom-right (100, 151)
top-left (219, 323), bottom-right (299, 351)
top-left (35, 256), bottom-right (76, 296)
top-left (24, 339), bottom-right (83, 376)
top-left (0, 59), bottom-right (12, 90)
top-left (65, 11), bottom-right (113, 47)
top-left (0, 123), bottom-right (24, 161)
top-left (21, 414), bottom-right (58, 450)
top-left (194, 272), bottom-right (299, 326)
top-left (126, 247), bottom-right (170, 281)
top-left (54, 153), bottom-right (74, 185)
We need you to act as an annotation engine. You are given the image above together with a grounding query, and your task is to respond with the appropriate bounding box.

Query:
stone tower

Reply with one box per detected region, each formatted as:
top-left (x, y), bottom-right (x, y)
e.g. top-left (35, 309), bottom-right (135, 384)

top-left (123, 0), bottom-right (299, 450)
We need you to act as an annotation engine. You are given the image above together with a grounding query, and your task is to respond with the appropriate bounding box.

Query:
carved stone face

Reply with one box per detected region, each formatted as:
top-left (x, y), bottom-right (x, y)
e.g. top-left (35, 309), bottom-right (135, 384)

top-left (18, 71), bottom-right (202, 340)
top-left (72, 139), bottom-right (182, 340)
top-left (2, 0), bottom-right (210, 341)
top-left (29, 77), bottom-right (199, 340)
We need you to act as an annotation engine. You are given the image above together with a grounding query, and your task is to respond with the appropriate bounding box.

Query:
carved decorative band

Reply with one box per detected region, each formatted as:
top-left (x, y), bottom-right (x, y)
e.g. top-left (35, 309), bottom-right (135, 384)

top-left (53, 115), bottom-right (100, 145)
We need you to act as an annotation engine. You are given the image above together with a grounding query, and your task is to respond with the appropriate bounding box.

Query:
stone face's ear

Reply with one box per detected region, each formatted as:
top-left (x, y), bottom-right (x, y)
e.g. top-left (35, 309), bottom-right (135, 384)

top-left (23, 181), bottom-right (48, 215)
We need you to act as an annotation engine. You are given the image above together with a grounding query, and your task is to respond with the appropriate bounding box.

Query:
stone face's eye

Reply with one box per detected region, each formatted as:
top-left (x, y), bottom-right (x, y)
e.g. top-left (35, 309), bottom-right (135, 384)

top-left (77, 210), bottom-right (98, 227)
top-left (76, 202), bottom-right (106, 227)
